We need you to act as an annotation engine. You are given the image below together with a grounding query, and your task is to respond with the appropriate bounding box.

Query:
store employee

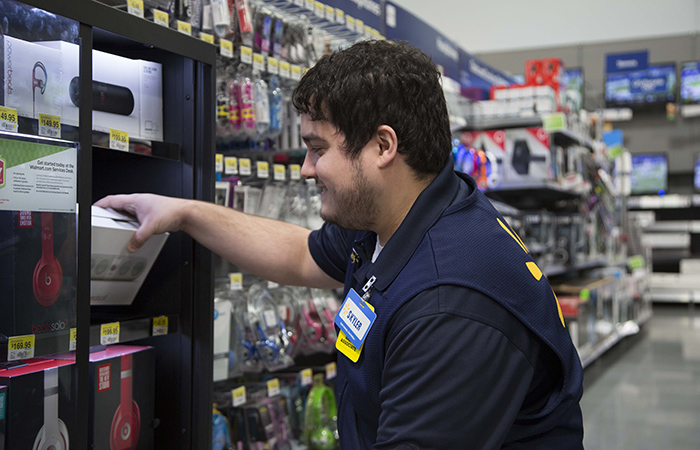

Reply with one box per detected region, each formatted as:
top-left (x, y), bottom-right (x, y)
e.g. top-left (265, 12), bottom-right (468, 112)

top-left (97, 40), bottom-right (584, 449)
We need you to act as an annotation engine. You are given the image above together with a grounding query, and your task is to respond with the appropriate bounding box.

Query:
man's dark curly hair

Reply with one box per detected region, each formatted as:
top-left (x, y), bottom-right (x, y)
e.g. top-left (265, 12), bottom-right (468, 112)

top-left (292, 40), bottom-right (451, 178)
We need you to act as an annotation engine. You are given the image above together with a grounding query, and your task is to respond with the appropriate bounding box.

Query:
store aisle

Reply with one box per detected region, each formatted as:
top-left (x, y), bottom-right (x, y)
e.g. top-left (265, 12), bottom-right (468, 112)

top-left (581, 305), bottom-right (700, 450)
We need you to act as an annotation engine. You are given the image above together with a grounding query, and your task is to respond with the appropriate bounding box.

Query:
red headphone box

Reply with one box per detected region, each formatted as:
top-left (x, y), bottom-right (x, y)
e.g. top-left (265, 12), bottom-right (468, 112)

top-left (0, 211), bottom-right (77, 344)
top-left (0, 359), bottom-right (76, 450)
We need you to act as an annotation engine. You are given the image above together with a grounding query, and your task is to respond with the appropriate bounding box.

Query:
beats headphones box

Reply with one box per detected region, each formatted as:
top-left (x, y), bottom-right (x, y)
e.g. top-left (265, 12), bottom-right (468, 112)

top-left (0, 210), bottom-right (77, 341)
top-left (91, 206), bottom-right (169, 306)
top-left (503, 127), bottom-right (552, 184)
top-left (0, 35), bottom-right (63, 120)
top-left (0, 359), bottom-right (76, 450)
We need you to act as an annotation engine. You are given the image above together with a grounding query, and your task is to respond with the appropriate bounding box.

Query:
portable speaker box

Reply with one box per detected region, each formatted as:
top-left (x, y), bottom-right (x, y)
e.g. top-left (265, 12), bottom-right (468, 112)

top-left (0, 359), bottom-right (75, 450)
top-left (52, 345), bottom-right (155, 450)
top-left (503, 127), bottom-right (552, 184)
top-left (0, 211), bottom-right (77, 342)
top-left (90, 206), bottom-right (168, 306)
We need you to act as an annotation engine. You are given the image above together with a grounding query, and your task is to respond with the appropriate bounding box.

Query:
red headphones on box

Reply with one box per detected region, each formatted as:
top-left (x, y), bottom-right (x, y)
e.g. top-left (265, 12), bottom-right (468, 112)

top-left (110, 354), bottom-right (141, 450)
top-left (33, 212), bottom-right (63, 306)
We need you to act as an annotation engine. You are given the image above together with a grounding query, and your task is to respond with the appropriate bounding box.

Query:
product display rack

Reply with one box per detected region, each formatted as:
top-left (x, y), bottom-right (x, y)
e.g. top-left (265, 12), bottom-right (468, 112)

top-left (2, 1), bottom-right (216, 448)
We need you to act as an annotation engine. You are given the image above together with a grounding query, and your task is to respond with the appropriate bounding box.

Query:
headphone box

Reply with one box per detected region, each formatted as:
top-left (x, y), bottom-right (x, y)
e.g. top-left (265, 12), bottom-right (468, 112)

top-left (0, 35), bottom-right (63, 120)
top-left (0, 359), bottom-right (76, 450)
top-left (0, 210), bottom-right (77, 345)
top-left (503, 127), bottom-right (552, 184)
top-left (90, 206), bottom-right (169, 305)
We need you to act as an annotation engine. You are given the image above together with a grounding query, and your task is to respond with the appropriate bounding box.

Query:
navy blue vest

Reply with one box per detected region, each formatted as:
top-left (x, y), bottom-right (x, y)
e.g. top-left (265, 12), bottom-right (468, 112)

top-left (334, 170), bottom-right (583, 449)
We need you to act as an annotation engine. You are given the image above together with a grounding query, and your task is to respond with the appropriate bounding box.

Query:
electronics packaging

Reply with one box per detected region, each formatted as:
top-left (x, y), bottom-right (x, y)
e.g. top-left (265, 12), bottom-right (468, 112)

top-left (0, 359), bottom-right (76, 450)
top-left (504, 127), bottom-right (552, 183)
top-left (52, 345), bottom-right (155, 450)
top-left (90, 206), bottom-right (169, 306)
top-left (0, 35), bottom-right (63, 120)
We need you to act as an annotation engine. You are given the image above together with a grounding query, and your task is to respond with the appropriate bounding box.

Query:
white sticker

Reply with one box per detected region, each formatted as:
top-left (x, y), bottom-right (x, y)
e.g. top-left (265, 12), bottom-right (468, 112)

top-left (263, 310), bottom-right (277, 328)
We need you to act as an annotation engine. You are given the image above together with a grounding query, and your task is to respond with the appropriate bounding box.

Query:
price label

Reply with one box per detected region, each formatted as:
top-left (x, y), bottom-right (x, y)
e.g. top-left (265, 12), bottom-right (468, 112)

top-left (335, 8), bottom-right (345, 24)
top-left (109, 128), bottom-right (129, 151)
top-left (371, 28), bottom-right (380, 38)
top-left (220, 39), bottom-right (234, 58)
top-left (153, 316), bottom-right (169, 336)
top-left (200, 32), bottom-right (214, 44)
top-left (69, 328), bottom-right (77, 351)
top-left (379, 35), bottom-right (386, 41)
top-left (303, 68), bottom-right (309, 76)
top-left (100, 322), bottom-right (120, 345)
top-left (267, 378), bottom-right (281, 397)
top-left (346, 15), bottom-right (355, 31)
top-left (267, 57), bottom-right (279, 74)
top-left (153, 9), bottom-right (169, 27)
top-left (215, 153), bottom-right (224, 173)
top-left (325, 362), bottom-right (337, 380)
top-left (314, 1), bottom-right (325, 18)
top-left (257, 161), bottom-right (269, 178)
top-left (291, 65), bottom-right (302, 81)
top-left (364, 25), bottom-right (371, 36)
top-left (253, 53), bottom-right (265, 72)
top-left (325, 4), bottom-right (335, 21)
top-left (300, 368), bottom-right (313, 386)
top-left (127, 0), bottom-right (145, 18)
top-left (229, 273), bottom-right (243, 290)
top-left (273, 164), bottom-right (286, 181)
top-left (232, 386), bottom-right (247, 407)
top-left (355, 19), bottom-right (364, 34)
top-left (304, 0), bottom-right (315, 11)
top-left (177, 20), bottom-right (192, 35)
top-left (7, 335), bottom-right (35, 361)
top-left (0, 106), bottom-right (18, 133)
top-left (290, 164), bottom-right (301, 181)
top-left (542, 113), bottom-right (566, 132)
top-left (224, 156), bottom-right (238, 175)
top-left (279, 61), bottom-right (291, 79)
top-left (38, 113), bottom-right (61, 138)
top-left (240, 46), bottom-right (253, 65)
top-left (239, 158), bottom-right (251, 176)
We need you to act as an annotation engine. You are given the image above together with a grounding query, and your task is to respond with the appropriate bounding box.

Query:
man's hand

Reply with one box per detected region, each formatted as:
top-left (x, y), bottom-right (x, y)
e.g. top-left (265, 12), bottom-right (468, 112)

top-left (95, 194), bottom-right (190, 252)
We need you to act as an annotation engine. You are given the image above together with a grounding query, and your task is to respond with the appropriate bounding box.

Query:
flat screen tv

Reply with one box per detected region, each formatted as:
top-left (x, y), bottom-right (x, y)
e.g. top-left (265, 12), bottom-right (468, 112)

top-left (605, 63), bottom-right (676, 108)
top-left (694, 153), bottom-right (700, 191)
top-left (562, 67), bottom-right (584, 98)
top-left (680, 61), bottom-right (700, 104)
top-left (630, 153), bottom-right (668, 195)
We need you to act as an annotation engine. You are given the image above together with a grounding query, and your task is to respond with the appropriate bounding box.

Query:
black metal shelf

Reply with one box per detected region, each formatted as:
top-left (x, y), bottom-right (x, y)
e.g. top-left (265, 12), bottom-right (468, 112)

top-left (485, 181), bottom-right (581, 210)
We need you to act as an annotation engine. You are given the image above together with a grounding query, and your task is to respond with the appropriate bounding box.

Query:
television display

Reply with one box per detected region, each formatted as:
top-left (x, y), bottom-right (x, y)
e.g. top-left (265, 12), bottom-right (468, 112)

top-left (680, 61), bottom-right (700, 104)
top-left (695, 154), bottom-right (700, 190)
top-left (562, 67), bottom-right (584, 98)
top-left (605, 63), bottom-right (676, 108)
top-left (630, 153), bottom-right (668, 195)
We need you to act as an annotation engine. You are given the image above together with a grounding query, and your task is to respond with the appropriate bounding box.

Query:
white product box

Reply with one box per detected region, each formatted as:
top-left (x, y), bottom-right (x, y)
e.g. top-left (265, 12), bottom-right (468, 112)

top-left (90, 206), bottom-right (169, 305)
top-left (493, 88), bottom-right (507, 101)
top-left (535, 97), bottom-right (556, 114)
top-left (1, 36), bottom-right (62, 119)
top-left (480, 129), bottom-right (507, 187)
top-left (504, 127), bottom-right (552, 183)
top-left (139, 60), bottom-right (163, 141)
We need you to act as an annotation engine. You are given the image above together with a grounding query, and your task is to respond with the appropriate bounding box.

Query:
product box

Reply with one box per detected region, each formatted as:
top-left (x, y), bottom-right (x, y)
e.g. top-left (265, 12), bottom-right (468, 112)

top-left (38, 41), bottom-right (159, 139)
top-left (0, 35), bottom-right (63, 120)
top-left (53, 346), bottom-right (155, 450)
top-left (90, 206), bottom-right (169, 306)
top-left (480, 129), bottom-right (506, 187)
top-left (503, 127), bottom-right (552, 184)
top-left (0, 385), bottom-right (6, 448)
top-left (0, 211), bottom-right (77, 341)
top-left (213, 298), bottom-right (232, 382)
top-left (138, 60), bottom-right (164, 141)
top-left (525, 59), bottom-right (544, 86)
top-left (0, 359), bottom-right (76, 450)
top-left (542, 58), bottom-right (564, 88)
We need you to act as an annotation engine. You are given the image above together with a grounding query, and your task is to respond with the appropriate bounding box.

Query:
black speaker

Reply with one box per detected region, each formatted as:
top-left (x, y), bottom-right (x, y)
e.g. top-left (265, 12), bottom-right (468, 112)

top-left (69, 77), bottom-right (135, 116)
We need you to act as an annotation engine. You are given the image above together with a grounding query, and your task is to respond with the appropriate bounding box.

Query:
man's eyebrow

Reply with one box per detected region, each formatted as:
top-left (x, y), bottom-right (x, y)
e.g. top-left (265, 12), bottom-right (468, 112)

top-left (302, 133), bottom-right (328, 144)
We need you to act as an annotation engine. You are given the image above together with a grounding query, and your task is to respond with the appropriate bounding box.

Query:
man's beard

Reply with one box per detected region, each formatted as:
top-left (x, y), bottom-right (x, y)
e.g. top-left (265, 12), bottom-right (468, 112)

top-left (320, 167), bottom-right (379, 231)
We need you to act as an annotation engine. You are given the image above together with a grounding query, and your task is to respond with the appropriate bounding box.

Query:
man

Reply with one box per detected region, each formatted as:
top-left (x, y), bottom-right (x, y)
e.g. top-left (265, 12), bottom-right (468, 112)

top-left (97, 40), bottom-right (584, 449)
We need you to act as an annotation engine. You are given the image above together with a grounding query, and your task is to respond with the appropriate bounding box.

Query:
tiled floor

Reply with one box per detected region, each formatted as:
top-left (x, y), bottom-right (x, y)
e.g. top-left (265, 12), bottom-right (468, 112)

top-left (581, 304), bottom-right (700, 450)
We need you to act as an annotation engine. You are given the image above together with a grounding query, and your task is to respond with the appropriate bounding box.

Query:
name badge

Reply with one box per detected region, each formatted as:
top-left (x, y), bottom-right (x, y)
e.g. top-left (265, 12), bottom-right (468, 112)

top-left (336, 300), bottom-right (375, 363)
top-left (334, 288), bottom-right (376, 349)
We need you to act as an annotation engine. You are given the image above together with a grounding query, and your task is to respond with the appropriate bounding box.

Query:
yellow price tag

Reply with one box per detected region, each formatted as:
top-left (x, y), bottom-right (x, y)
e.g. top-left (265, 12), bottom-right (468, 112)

top-left (291, 65), bottom-right (302, 81)
top-left (364, 25), bottom-right (371, 36)
top-left (267, 378), bottom-right (281, 397)
top-left (257, 161), bottom-right (269, 178)
top-left (220, 39), bottom-right (234, 58)
top-left (7, 335), bottom-right (35, 361)
top-left (279, 61), bottom-right (291, 78)
top-left (253, 53), bottom-right (265, 71)
top-left (0, 106), bottom-right (18, 133)
top-left (153, 316), bottom-right (169, 336)
top-left (224, 157), bottom-right (238, 175)
top-left (153, 9), bottom-right (169, 26)
top-left (239, 158), bottom-right (251, 176)
top-left (109, 128), bottom-right (129, 151)
top-left (38, 113), bottom-right (61, 138)
top-left (346, 15), bottom-right (355, 27)
top-left (177, 20), bottom-right (191, 35)
top-left (314, 1), bottom-right (325, 18)
top-left (100, 322), bottom-right (120, 345)
top-left (240, 46), bottom-right (253, 64)
top-left (356, 19), bottom-right (364, 33)
top-left (336, 8), bottom-right (345, 23)
top-left (290, 164), bottom-right (301, 181)
top-left (215, 153), bottom-right (224, 173)
top-left (303, 68), bottom-right (309, 76)
top-left (232, 386), bottom-right (247, 407)
top-left (325, 362), bottom-right (337, 380)
top-left (273, 164), bottom-right (286, 181)
top-left (267, 57), bottom-right (279, 74)
top-left (229, 272), bottom-right (243, 290)
top-left (127, 0), bottom-right (145, 18)
top-left (70, 328), bottom-right (77, 351)
top-left (300, 368), bottom-right (313, 386)
top-left (200, 32), bottom-right (214, 44)
top-left (325, 4), bottom-right (334, 20)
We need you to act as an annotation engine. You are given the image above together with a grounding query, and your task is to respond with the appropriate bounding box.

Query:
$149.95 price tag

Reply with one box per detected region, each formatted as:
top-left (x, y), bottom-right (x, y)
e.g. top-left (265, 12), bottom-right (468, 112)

top-left (38, 113), bottom-right (61, 138)
top-left (0, 106), bottom-right (18, 133)
top-left (7, 335), bottom-right (35, 361)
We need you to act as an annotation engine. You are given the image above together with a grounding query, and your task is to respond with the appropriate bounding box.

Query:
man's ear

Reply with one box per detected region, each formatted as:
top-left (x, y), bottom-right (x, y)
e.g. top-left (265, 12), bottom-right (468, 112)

top-left (375, 125), bottom-right (398, 169)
